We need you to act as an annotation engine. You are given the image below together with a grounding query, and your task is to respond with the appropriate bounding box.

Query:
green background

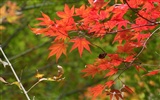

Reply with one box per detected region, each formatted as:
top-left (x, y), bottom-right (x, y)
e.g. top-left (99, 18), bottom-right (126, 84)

top-left (0, 0), bottom-right (160, 100)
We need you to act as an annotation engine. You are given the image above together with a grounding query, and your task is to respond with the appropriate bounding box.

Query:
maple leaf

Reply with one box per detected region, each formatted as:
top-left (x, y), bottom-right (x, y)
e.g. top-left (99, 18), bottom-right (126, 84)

top-left (36, 12), bottom-right (54, 26)
top-left (98, 63), bottom-right (111, 71)
top-left (105, 80), bottom-right (115, 88)
top-left (135, 65), bottom-right (146, 72)
top-left (108, 54), bottom-right (122, 66)
top-left (89, 84), bottom-right (104, 99)
top-left (142, 70), bottom-right (160, 77)
top-left (48, 40), bottom-right (67, 62)
top-left (81, 64), bottom-right (99, 78)
top-left (88, 0), bottom-right (108, 8)
top-left (136, 33), bottom-right (150, 42)
top-left (109, 89), bottom-right (123, 100)
top-left (121, 84), bottom-right (134, 94)
top-left (105, 69), bottom-right (118, 77)
top-left (57, 4), bottom-right (74, 19)
top-left (70, 37), bottom-right (91, 57)
top-left (30, 27), bottom-right (49, 35)
top-left (124, 55), bottom-right (135, 62)
top-left (117, 43), bottom-right (134, 54)
top-left (75, 5), bottom-right (85, 16)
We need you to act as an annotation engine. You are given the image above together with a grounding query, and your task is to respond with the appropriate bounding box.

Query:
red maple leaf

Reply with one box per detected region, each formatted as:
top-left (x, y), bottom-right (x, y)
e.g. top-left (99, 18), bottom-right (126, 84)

top-left (57, 4), bottom-right (74, 19)
top-left (30, 12), bottom-right (54, 35)
top-left (143, 70), bottom-right (160, 77)
top-left (89, 84), bottom-right (104, 99)
top-left (121, 84), bottom-right (134, 94)
top-left (81, 64), bottom-right (99, 78)
top-left (70, 37), bottom-right (91, 57)
top-left (105, 80), bottom-right (115, 88)
top-left (135, 65), bottom-right (146, 72)
top-left (108, 54), bottom-right (122, 67)
top-left (88, 0), bottom-right (108, 8)
top-left (75, 4), bottom-right (85, 16)
top-left (117, 43), bottom-right (134, 54)
top-left (98, 62), bottom-right (111, 71)
top-left (109, 89), bottom-right (123, 100)
top-left (48, 40), bottom-right (67, 62)
top-left (105, 69), bottom-right (118, 77)
top-left (36, 12), bottom-right (54, 26)
top-left (124, 55), bottom-right (135, 62)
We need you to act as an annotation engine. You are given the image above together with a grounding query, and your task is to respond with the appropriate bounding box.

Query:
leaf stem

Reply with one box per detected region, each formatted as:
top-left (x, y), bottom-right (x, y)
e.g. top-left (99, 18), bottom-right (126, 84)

top-left (0, 46), bottom-right (31, 100)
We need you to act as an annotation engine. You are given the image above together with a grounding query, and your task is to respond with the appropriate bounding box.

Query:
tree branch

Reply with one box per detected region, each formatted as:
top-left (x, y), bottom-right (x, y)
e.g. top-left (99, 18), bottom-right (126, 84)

top-left (123, 0), bottom-right (158, 24)
top-left (0, 46), bottom-right (31, 100)
top-left (114, 26), bottom-right (160, 80)
top-left (106, 23), bottom-right (157, 34)
top-left (9, 38), bottom-right (53, 61)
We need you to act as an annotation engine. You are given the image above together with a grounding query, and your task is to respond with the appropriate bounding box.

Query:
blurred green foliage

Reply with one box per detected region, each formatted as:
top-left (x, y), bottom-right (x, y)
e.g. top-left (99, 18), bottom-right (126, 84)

top-left (0, 0), bottom-right (160, 100)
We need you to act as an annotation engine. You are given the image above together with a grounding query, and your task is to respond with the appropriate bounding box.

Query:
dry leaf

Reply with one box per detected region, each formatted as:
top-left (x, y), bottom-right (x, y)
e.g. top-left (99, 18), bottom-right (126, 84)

top-left (0, 58), bottom-right (8, 68)
top-left (0, 77), bottom-right (8, 84)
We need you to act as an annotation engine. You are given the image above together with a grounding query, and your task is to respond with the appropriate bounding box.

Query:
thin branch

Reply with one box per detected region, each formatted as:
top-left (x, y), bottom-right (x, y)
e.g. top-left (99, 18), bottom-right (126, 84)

top-left (115, 26), bottom-right (160, 80)
top-left (106, 23), bottom-right (157, 34)
top-left (90, 42), bottom-right (106, 53)
top-left (1, 21), bottom-right (30, 49)
top-left (123, 0), bottom-right (158, 24)
top-left (27, 78), bottom-right (47, 93)
top-left (21, 2), bottom-right (55, 11)
top-left (0, 46), bottom-right (31, 100)
top-left (9, 38), bottom-right (53, 61)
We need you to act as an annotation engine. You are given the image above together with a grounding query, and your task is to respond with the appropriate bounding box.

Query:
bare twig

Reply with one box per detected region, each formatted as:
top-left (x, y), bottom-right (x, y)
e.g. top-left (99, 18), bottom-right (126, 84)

top-left (21, 2), bottom-right (55, 11)
top-left (0, 46), bottom-right (31, 100)
top-left (27, 78), bottom-right (47, 93)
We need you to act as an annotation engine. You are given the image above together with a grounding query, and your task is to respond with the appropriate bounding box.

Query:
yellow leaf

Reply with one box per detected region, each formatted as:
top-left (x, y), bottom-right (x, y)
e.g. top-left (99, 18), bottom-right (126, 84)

top-left (11, 81), bottom-right (22, 90)
top-left (35, 73), bottom-right (44, 79)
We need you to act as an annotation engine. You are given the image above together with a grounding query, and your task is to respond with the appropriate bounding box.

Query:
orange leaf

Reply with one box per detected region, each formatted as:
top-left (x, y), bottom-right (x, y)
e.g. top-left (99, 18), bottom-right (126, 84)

top-left (124, 55), bottom-right (135, 62)
top-left (36, 12), bottom-right (54, 26)
top-left (70, 37), bottom-right (91, 57)
top-left (49, 40), bottom-right (67, 62)
top-left (56, 4), bottom-right (74, 19)
top-left (105, 69), bottom-right (118, 77)
top-left (81, 64), bottom-right (99, 78)
top-left (105, 80), bottom-right (115, 88)
top-left (135, 65), bottom-right (146, 72)
top-left (89, 84), bottom-right (104, 99)
top-left (75, 5), bottom-right (85, 16)
top-left (30, 27), bottom-right (48, 35)
top-left (143, 70), bottom-right (160, 77)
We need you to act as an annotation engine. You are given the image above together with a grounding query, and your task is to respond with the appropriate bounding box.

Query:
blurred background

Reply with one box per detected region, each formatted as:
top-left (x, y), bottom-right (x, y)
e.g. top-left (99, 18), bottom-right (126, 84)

top-left (0, 0), bottom-right (160, 100)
